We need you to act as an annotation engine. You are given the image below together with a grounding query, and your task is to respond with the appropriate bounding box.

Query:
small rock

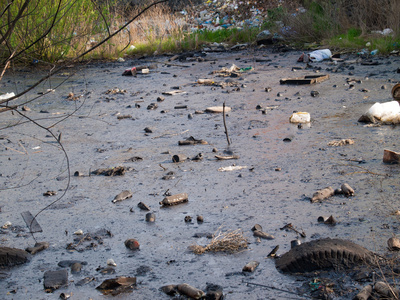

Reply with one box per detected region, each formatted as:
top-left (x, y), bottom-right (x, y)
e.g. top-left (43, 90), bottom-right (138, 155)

top-left (184, 216), bottom-right (192, 223)
top-left (197, 215), bottom-right (204, 223)
top-left (157, 96), bottom-right (165, 102)
top-left (144, 127), bottom-right (154, 133)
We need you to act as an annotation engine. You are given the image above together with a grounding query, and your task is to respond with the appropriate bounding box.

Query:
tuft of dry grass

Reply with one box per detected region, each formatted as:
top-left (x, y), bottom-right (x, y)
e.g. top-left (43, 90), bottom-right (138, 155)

top-left (190, 228), bottom-right (248, 254)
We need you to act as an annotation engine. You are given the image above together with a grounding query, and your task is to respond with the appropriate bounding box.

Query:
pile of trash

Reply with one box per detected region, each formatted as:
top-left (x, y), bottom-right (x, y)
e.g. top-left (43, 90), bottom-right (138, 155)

top-left (184, 0), bottom-right (265, 32)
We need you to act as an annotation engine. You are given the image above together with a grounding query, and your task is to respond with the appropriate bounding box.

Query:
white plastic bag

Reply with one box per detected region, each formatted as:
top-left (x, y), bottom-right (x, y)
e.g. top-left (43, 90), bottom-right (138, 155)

top-left (365, 101), bottom-right (400, 123)
top-left (309, 49), bottom-right (332, 62)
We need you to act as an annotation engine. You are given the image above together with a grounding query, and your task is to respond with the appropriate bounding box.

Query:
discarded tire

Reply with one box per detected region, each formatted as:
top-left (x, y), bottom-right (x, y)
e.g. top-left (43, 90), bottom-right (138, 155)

top-left (275, 238), bottom-right (374, 273)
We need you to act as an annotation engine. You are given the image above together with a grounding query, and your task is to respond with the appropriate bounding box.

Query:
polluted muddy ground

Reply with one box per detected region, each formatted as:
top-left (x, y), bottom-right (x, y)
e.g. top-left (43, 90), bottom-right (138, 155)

top-left (0, 47), bottom-right (400, 299)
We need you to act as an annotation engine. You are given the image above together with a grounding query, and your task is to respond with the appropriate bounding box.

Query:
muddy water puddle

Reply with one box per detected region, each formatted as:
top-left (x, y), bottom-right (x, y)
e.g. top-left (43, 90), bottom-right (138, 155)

top-left (0, 49), bottom-right (400, 299)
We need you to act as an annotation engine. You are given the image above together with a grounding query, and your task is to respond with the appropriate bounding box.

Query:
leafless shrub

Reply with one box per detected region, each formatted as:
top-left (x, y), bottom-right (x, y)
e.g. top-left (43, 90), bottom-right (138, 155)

top-left (190, 228), bottom-right (248, 254)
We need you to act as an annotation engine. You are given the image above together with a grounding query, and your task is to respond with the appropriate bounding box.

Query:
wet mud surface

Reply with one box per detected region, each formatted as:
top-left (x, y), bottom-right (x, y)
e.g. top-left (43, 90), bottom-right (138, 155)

top-left (0, 48), bottom-right (400, 299)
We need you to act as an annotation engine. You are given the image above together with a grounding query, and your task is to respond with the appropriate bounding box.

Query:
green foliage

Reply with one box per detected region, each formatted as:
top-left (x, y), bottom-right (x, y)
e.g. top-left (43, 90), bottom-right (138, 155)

top-left (0, 0), bottom-right (116, 63)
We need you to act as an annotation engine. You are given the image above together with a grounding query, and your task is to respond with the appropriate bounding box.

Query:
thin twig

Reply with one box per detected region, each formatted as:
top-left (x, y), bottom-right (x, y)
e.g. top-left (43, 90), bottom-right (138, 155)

top-left (223, 101), bottom-right (230, 145)
top-left (336, 164), bottom-right (389, 177)
top-left (0, 0), bottom-right (169, 106)
top-left (243, 281), bottom-right (306, 298)
top-left (152, 129), bottom-right (189, 139)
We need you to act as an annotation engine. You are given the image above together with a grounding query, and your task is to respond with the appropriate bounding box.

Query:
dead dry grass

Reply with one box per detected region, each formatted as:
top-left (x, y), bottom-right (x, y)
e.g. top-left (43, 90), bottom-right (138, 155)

top-left (190, 228), bottom-right (248, 254)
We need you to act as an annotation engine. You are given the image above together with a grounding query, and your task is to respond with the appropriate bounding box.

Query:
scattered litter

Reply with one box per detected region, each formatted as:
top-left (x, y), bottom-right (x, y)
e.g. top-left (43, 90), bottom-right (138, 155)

top-left (311, 187), bottom-right (334, 203)
top-left (107, 258), bottom-right (117, 266)
top-left (206, 106), bottom-right (231, 113)
top-left (125, 239), bottom-right (140, 250)
top-left (392, 83), bottom-right (400, 100)
top-left (117, 115), bottom-right (132, 120)
top-left (387, 237), bottom-right (400, 251)
top-left (0, 92), bottom-right (15, 100)
top-left (0, 247), bottom-right (30, 267)
top-left (324, 215), bottom-right (337, 225)
top-left (96, 276), bottom-right (136, 296)
top-left (354, 284), bottom-right (372, 300)
top-left (383, 149), bottom-right (400, 164)
top-left (2, 221), bottom-right (12, 229)
top-left (178, 136), bottom-right (208, 145)
top-left (105, 88), bottom-right (126, 95)
top-left (218, 165), bottom-right (247, 172)
top-left (280, 74), bottom-right (329, 85)
top-left (172, 154), bottom-right (187, 163)
top-left (374, 281), bottom-right (399, 298)
top-left (267, 245), bottom-right (280, 257)
top-left (358, 101), bottom-right (400, 124)
top-left (298, 49), bottom-right (332, 62)
top-left (112, 190), bottom-right (133, 203)
top-left (177, 283), bottom-right (205, 300)
top-left (243, 261), bottom-right (259, 272)
top-left (146, 212), bottom-right (155, 222)
top-left (43, 269), bottom-right (68, 292)
top-left (26, 242), bottom-right (49, 255)
top-left (253, 230), bottom-right (275, 240)
top-left (162, 90), bottom-right (186, 96)
top-left (215, 154), bottom-right (239, 160)
top-left (160, 193), bottom-right (188, 206)
top-left (137, 202), bottom-right (150, 211)
top-left (43, 190), bottom-right (57, 196)
top-left (289, 112), bottom-right (310, 123)
top-left (328, 139), bottom-right (354, 146)
top-left (341, 183), bottom-right (355, 196)
top-left (91, 166), bottom-right (127, 176)
top-left (21, 211), bottom-right (42, 233)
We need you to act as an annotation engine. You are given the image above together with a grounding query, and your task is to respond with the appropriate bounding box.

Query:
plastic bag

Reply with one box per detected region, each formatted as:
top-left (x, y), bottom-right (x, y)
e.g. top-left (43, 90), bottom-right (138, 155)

top-left (309, 49), bottom-right (332, 62)
top-left (365, 101), bottom-right (400, 123)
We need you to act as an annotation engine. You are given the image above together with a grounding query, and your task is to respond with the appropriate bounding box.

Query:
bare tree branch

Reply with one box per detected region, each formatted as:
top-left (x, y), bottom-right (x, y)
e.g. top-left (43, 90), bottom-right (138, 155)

top-left (0, 0), bottom-right (169, 107)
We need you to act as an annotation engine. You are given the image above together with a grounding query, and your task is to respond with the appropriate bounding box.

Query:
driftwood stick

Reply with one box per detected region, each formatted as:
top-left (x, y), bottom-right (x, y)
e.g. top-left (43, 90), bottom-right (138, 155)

top-left (223, 102), bottom-right (230, 145)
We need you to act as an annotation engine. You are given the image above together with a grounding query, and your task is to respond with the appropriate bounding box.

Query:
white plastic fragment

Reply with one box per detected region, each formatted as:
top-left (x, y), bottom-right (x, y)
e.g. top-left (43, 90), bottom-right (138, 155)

top-left (107, 258), bottom-right (117, 266)
top-left (2, 221), bottom-right (12, 229)
top-left (365, 101), bottom-right (400, 123)
top-left (289, 112), bottom-right (310, 123)
top-left (74, 229), bottom-right (83, 235)
top-left (218, 165), bottom-right (247, 172)
top-left (0, 92), bottom-right (15, 100)
top-left (308, 49), bottom-right (332, 62)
